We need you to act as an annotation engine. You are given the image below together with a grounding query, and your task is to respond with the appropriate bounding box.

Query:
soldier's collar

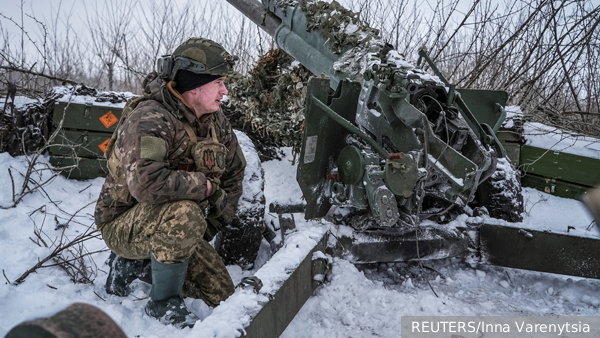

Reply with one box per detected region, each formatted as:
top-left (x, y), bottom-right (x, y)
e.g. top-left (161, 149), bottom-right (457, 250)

top-left (180, 102), bottom-right (198, 125)
top-left (165, 81), bottom-right (198, 124)
top-left (198, 111), bottom-right (214, 124)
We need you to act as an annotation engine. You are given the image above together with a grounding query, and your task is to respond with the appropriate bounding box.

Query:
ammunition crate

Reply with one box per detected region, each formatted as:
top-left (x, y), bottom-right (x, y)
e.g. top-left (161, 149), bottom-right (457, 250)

top-left (520, 145), bottom-right (600, 188)
top-left (498, 138), bottom-right (600, 199)
top-left (53, 102), bottom-right (121, 133)
top-left (496, 130), bottom-right (522, 143)
top-left (49, 156), bottom-right (109, 181)
top-left (50, 130), bottom-right (112, 158)
top-left (521, 173), bottom-right (590, 200)
top-left (497, 129), bottom-right (523, 166)
top-left (50, 101), bottom-right (122, 180)
top-left (501, 142), bottom-right (520, 166)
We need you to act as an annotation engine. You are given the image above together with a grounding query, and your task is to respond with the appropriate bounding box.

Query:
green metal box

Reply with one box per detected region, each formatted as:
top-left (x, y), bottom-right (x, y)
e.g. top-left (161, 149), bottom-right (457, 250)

top-left (496, 130), bottom-right (522, 143)
top-left (50, 101), bottom-right (122, 180)
top-left (521, 173), bottom-right (590, 200)
top-left (49, 156), bottom-right (108, 181)
top-left (49, 130), bottom-right (112, 158)
top-left (520, 145), bottom-right (600, 188)
top-left (53, 102), bottom-right (122, 133)
top-left (501, 142), bottom-right (520, 166)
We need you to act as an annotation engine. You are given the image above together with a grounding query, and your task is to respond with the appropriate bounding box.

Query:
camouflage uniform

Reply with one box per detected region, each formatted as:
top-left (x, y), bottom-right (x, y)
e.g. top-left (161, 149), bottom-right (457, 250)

top-left (94, 73), bottom-right (246, 307)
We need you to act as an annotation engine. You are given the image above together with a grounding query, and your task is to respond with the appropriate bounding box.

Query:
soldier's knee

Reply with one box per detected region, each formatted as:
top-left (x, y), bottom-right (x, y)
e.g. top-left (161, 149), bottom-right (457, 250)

top-left (151, 200), bottom-right (207, 262)
top-left (161, 200), bottom-right (207, 238)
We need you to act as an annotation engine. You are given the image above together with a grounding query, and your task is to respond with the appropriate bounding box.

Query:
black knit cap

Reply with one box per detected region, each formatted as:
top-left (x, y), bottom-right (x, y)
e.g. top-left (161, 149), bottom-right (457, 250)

top-left (174, 70), bottom-right (221, 93)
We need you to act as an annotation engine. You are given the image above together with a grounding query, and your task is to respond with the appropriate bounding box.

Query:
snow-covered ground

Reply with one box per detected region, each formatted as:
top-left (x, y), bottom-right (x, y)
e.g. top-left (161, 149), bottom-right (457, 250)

top-left (0, 147), bottom-right (599, 337)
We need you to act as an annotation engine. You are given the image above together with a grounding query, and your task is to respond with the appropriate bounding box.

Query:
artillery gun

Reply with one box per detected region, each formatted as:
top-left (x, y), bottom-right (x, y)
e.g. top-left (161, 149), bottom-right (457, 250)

top-left (4, 2), bottom-right (600, 337)
top-left (228, 0), bottom-right (522, 259)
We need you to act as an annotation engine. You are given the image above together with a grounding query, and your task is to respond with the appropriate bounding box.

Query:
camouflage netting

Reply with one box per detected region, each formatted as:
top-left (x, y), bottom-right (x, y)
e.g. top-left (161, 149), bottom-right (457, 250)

top-left (221, 104), bottom-right (284, 162)
top-left (297, 0), bottom-right (380, 54)
top-left (273, 0), bottom-right (380, 54)
top-left (225, 48), bottom-right (314, 161)
top-left (0, 97), bottom-right (53, 156)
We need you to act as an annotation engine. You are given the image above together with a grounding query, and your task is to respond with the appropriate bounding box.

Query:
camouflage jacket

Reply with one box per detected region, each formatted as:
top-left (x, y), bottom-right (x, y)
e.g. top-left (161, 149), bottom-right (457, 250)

top-left (94, 75), bottom-right (246, 228)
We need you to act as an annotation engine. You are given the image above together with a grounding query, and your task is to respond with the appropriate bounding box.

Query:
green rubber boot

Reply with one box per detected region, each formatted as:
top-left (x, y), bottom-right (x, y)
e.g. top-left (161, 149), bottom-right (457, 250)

top-left (144, 255), bottom-right (199, 328)
top-left (105, 252), bottom-right (152, 297)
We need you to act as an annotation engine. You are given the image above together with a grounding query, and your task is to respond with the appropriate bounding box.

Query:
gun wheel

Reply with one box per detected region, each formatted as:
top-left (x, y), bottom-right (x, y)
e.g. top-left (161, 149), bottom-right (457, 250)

top-left (474, 157), bottom-right (524, 222)
top-left (214, 131), bottom-right (266, 269)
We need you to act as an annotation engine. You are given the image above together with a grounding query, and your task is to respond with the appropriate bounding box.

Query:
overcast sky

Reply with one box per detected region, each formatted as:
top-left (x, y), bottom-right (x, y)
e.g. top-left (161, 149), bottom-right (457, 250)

top-left (1, 0), bottom-right (477, 41)
top-left (2, 0), bottom-right (87, 32)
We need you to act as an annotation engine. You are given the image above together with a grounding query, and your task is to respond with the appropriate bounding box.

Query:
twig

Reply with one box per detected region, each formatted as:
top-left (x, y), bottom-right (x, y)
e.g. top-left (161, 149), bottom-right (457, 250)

top-left (415, 228), bottom-right (439, 298)
top-left (3, 269), bottom-right (10, 284)
top-left (13, 228), bottom-right (101, 285)
top-left (46, 284), bottom-right (57, 290)
top-left (524, 192), bottom-right (549, 217)
top-left (94, 291), bottom-right (106, 301)
top-left (586, 220), bottom-right (597, 231)
top-left (421, 264), bottom-right (447, 280)
top-left (29, 237), bottom-right (42, 247)
top-left (132, 295), bottom-right (149, 301)
top-left (65, 201), bottom-right (96, 226)
top-left (8, 168), bottom-right (15, 204)
top-left (42, 248), bottom-right (108, 268)
top-left (0, 65), bottom-right (77, 85)
top-left (79, 184), bottom-right (93, 193)
top-left (505, 271), bottom-right (513, 285)
top-left (28, 204), bottom-right (46, 217)
top-left (326, 230), bottom-right (346, 251)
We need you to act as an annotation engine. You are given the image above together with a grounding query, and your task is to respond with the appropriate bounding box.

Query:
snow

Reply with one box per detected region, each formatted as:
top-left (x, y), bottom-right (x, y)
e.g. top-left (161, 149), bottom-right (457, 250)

top-left (0, 95), bottom-right (38, 110)
top-left (233, 130), bottom-right (264, 214)
top-left (187, 218), bottom-right (326, 338)
top-left (524, 122), bottom-right (600, 159)
top-left (519, 187), bottom-right (596, 236)
top-left (282, 256), bottom-right (600, 337)
top-left (52, 86), bottom-right (136, 108)
top-left (505, 106), bottom-right (600, 159)
top-left (1, 145), bottom-right (600, 337)
top-left (262, 147), bottom-right (304, 207)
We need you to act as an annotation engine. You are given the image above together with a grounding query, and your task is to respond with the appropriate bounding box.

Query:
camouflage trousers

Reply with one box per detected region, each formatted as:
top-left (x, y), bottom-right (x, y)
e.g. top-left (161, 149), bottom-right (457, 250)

top-left (100, 200), bottom-right (235, 307)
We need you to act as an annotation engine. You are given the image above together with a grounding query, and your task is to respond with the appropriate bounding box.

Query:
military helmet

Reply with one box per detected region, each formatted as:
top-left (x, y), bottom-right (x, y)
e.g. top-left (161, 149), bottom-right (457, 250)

top-left (156, 38), bottom-right (238, 81)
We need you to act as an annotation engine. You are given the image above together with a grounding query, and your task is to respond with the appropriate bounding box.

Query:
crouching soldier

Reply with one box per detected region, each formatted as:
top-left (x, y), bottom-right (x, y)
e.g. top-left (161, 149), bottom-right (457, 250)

top-left (94, 38), bottom-right (246, 328)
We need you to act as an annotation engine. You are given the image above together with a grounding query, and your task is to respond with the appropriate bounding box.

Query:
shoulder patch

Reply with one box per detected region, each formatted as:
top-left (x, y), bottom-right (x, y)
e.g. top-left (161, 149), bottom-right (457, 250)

top-left (140, 136), bottom-right (167, 162)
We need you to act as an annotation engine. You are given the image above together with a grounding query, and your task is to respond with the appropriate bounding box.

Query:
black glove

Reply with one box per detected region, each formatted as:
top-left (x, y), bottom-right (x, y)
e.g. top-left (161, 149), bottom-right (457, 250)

top-left (204, 177), bottom-right (231, 242)
top-left (207, 177), bottom-right (228, 218)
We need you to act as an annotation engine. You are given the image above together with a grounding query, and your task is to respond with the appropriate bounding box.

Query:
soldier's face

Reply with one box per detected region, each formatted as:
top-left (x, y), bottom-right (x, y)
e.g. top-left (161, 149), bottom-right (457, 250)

top-left (195, 77), bottom-right (228, 116)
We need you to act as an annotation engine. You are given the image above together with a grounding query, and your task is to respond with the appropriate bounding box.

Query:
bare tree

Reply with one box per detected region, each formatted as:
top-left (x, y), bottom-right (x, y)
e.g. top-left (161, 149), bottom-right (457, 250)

top-left (85, 0), bottom-right (138, 91)
top-left (1, 0), bottom-right (598, 138)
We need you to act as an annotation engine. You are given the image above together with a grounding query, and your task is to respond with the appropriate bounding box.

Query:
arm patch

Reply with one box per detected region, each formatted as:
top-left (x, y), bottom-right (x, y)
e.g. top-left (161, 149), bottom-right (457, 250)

top-left (140, 136), bottom-right (167, 162)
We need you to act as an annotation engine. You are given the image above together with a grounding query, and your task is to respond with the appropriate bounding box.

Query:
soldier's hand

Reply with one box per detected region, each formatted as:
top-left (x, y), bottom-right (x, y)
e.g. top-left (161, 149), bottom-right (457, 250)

top-left (207, 177), bottom-right (228, 218)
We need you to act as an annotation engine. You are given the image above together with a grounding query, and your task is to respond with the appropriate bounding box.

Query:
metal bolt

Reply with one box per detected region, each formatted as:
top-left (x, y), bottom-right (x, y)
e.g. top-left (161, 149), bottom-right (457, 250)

top-left (386, 209), bottom-right (393, 217)
top-left (382, 195), bottom-right (389, 204)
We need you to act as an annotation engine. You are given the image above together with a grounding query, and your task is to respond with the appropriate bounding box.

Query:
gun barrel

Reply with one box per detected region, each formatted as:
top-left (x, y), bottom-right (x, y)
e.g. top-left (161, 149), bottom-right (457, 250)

top-left (226, 0), bottom-right (281, 37)
top-left (228, 0), bottom-right (349, 89)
